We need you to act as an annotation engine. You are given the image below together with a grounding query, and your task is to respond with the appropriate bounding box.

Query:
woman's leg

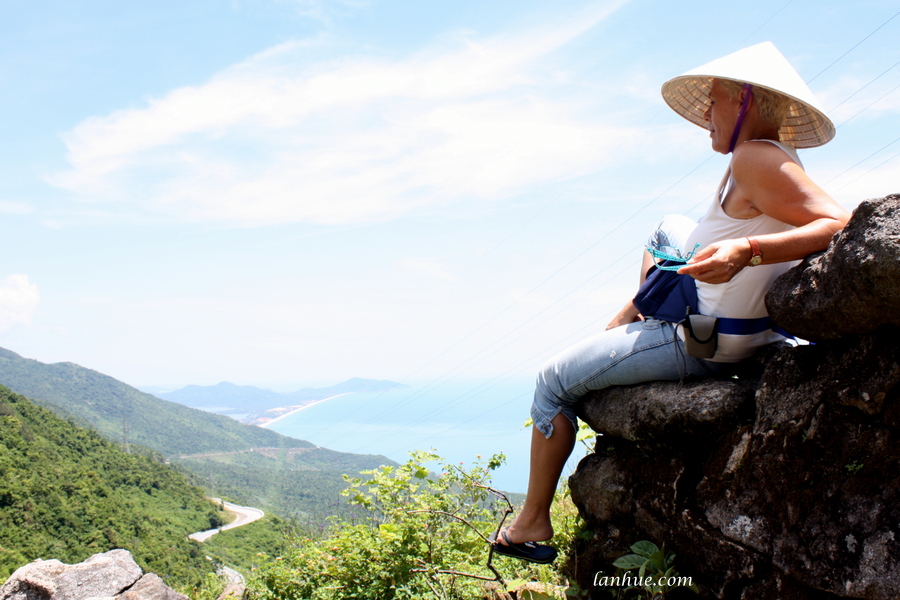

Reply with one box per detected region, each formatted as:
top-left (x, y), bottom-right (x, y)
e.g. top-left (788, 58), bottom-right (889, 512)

top-left (648, 214), bottom-right (697, 257)
top-left (502, 412), bottom-right (575, 544)
top-left (500, 318), bottom-right (724, 546)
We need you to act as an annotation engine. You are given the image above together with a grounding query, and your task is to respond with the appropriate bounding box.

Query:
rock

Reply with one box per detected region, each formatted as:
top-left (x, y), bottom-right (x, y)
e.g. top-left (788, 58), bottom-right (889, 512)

top-left (577, 377), bottom-right (757, 447)
top-left (568, 195), bottom-right (900, 599)
top-left (0, 550), bottom-right (187, 600)
top-left (571, 331), bottom-right (900, 599)
top-left (118, 574), bottom-right (187, 600)
top-left (0, 550), bottom-right (141, 600)
top-left (568, 437), bottom-right (767, 598)
top-left (767, 194), bottom-right (900, 341)
top-left (697, 329), bottom-right (900, 599)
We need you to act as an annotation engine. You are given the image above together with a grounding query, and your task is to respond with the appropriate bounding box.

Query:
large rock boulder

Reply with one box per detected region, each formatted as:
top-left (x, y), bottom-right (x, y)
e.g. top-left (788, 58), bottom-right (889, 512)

top-left (0, 550), bottom-right (187, 600)
top-left (698, 328), bottom-right (900, 599)
top-left (767, 194), bottom-right (900, 341)
top-left (118, 574), bottom-right (188, 600)
top-left (568, 194), bottom-right (900, 599)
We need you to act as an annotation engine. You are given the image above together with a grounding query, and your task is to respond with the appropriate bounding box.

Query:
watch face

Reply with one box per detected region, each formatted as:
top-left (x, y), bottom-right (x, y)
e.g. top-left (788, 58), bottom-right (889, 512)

top-left (750, 255), bottom-right (763, 266)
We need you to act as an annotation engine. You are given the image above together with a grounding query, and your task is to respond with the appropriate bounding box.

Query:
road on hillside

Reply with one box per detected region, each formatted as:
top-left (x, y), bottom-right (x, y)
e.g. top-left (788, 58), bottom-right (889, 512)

top-left (188, 499), bottom-right (265, 543)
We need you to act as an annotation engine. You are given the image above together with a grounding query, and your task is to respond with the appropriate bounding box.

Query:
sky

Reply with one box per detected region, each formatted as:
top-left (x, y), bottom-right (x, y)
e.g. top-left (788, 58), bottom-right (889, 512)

top-left (1, 0), bottom-right (898, 395)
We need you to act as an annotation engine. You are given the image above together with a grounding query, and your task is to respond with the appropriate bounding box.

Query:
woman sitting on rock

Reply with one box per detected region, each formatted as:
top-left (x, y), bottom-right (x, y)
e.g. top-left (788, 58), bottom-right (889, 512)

top-left (492, 42), bottom-right (852, 563)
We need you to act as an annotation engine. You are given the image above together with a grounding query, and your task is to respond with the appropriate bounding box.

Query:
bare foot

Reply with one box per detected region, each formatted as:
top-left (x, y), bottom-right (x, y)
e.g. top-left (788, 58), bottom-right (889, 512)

top-left (497, 515), bottom-right (554, 546)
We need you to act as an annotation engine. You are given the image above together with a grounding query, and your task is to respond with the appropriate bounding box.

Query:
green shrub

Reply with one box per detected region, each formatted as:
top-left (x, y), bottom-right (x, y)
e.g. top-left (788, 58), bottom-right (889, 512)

top-left (246, 451), bottom-right (580, 600)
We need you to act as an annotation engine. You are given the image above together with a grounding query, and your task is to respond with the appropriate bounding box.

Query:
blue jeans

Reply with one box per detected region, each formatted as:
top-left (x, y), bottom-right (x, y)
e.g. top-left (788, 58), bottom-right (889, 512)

top-left (530, 214), bottom-right (722, 439)
top-left (531, 318), bottom-right (728, 437)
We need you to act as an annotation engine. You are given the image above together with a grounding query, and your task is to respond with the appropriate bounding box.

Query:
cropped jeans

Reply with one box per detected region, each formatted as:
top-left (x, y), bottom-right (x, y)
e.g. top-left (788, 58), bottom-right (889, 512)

top-left (531, 318), bottom-right (728, 437)
top-left (530, 214), bottom-right (728, 438)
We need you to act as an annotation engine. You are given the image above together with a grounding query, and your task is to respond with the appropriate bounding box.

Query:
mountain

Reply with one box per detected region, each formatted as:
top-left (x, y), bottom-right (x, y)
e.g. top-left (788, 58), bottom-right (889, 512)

top-left (0, 385), bottom-right (219, 585)
top-left (0, 347), bottom-right (314, 457)
top-left (156, 377), bottom-right (407, 422)
top-left (154, 381), bottom-right (285, 413)
top-left (0, 347), bottom-right (396, 519)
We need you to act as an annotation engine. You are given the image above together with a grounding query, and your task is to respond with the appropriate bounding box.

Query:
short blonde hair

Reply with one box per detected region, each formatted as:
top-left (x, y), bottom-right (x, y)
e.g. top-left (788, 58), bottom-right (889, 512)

top-left (718, 78), bottom-right (793, 128)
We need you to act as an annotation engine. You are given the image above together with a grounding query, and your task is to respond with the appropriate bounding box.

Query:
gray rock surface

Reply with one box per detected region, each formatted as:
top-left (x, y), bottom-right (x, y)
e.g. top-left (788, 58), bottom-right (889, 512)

top-left (697, 328), bottom-right (900, 599)
top-left (118, 574), bottom-right (187, 600)
top-left (767, 194), bottom-right (900, 341)
top-left (567, 195), bottom-right (900, 600)
top-left (0, 550), bottom-right (186, 600)
top-left (578, 377), bottom-right (756, 446)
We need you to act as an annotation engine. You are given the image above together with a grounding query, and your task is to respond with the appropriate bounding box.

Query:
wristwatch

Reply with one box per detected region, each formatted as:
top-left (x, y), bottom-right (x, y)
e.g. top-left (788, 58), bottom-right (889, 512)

top-left (747, 236), bottom-right (763, 266)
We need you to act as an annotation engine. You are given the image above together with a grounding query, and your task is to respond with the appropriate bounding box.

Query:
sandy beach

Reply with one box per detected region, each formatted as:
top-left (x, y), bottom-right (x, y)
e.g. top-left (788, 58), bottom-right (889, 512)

top-left (258, 393), bottom-right (350, 428)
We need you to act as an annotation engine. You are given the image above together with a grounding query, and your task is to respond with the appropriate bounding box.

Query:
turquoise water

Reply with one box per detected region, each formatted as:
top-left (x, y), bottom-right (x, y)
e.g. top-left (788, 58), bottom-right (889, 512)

top-left (266, 377), bottom-right (568, 493)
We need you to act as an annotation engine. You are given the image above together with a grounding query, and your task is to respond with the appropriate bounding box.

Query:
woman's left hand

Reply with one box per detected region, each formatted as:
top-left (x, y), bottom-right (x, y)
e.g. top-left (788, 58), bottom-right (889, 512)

top-left (606, 300), bottom-right (644, 330)
top-left (677, 238), bottom-right (752, 284)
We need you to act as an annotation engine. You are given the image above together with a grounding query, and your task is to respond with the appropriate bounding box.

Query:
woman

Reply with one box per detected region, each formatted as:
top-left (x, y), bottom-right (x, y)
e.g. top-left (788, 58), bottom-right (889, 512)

top-left (491, 42), bottom-right (851, 563)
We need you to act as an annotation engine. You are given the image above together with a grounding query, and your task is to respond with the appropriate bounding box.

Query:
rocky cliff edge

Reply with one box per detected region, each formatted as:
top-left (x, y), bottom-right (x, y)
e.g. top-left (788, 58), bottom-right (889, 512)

top-left (569, 194), bottom-right (900, 600)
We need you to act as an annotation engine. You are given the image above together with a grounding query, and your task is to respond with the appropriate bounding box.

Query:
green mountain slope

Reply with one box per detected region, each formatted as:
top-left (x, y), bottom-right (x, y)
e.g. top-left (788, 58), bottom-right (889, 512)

top-left (0, 347), bottom-right (314, 457)
top-left (0, 385), bottom-right (219, 584)
top-left (0, 347), bottom-right (397, 520)
top-left (177, 447), bottom-right (389, 521)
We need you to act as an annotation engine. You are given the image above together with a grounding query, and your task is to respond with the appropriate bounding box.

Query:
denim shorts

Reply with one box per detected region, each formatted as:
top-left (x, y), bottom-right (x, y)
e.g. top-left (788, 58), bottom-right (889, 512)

top-left (531, 318), bottom-right (728, 438)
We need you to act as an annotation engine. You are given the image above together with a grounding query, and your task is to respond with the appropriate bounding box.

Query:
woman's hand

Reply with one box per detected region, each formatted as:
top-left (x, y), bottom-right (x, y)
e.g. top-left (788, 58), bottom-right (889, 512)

top-left (606, 300), bottom-right (644, 330)
top-left (678, 238), bottom-right (752, 284)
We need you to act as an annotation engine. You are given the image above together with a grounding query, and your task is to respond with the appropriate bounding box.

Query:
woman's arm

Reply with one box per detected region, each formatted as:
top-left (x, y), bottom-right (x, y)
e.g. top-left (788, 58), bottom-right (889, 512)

top-left (678, 142), bottom-right (850, 284)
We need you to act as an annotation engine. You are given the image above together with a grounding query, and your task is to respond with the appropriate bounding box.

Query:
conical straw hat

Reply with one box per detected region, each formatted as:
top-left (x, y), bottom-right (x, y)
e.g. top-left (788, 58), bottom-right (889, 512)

top-left (661, 42), bottom-right (834, 148)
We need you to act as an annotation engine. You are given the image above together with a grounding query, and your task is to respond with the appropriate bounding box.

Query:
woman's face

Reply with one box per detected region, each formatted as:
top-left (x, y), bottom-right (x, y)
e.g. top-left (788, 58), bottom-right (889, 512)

top-left (704, 79), bottom-right (743, 154)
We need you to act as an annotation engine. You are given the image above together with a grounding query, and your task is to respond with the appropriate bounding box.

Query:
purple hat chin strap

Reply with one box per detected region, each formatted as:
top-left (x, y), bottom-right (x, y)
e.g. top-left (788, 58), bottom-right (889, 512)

top-left (728, 83), bottom-right (754, 153)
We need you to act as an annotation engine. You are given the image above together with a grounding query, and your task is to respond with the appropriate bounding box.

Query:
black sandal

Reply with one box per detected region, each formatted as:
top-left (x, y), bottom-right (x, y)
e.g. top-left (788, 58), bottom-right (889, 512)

top-left (489, 529), bottom-right (558, 564)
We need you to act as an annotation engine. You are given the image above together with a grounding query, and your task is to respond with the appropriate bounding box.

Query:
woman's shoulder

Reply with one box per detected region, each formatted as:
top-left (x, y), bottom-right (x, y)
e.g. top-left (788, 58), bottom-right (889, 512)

top-left (733, 139), bottom-right (802, 168)
top-left (731, 140), bottom-right (805, 184)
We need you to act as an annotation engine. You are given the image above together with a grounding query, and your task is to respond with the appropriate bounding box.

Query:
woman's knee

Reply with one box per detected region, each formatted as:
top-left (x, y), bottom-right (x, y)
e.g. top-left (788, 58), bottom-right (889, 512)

top-left (649, 214), bottom-right (697, 252)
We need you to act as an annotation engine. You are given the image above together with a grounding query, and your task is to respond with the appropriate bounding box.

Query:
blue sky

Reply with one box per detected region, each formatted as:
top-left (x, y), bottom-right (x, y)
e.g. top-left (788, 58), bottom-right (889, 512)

top-left (1, 0), bottom-right (898, 392)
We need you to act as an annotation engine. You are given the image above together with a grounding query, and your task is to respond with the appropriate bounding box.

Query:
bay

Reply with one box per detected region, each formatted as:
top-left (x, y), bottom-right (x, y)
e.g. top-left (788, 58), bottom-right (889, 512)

top-left (266, 377), bottom-right (587, 494)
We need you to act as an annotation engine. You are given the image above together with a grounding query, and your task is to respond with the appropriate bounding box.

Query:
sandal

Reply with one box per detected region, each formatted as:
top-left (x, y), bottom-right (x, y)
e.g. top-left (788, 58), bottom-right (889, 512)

top-left (489, 529), bottom-right (558, 564)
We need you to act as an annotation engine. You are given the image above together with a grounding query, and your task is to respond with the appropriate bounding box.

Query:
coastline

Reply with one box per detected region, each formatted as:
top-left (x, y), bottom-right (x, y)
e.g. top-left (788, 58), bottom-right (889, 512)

top-left (258, 393), bottom-right (351, 428)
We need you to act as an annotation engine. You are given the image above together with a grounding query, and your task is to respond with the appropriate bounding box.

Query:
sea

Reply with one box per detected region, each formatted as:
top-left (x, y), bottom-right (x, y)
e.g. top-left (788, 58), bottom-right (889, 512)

top-left (264, 377), bottom-right (588, 494)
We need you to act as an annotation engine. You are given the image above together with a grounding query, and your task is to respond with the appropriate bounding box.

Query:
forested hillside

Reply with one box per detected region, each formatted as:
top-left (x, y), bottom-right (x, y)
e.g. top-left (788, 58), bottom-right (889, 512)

top-left (0, 385), bottom-right (219, 584)
top-left (178, 447), bottom-right (390, 521)
top-left (0, 347), bottom-right (397, 521)
top-left (0, 347), bottom-right (313, 457)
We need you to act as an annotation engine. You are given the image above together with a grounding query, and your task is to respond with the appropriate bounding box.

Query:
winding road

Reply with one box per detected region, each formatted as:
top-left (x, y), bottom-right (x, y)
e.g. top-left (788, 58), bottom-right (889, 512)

top-left (188, 499), bottom-right (265, 543)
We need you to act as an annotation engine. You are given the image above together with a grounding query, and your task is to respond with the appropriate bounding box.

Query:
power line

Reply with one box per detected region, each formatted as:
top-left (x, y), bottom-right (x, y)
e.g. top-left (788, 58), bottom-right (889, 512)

top-left (831, 149), bottom-right (900, 194)
top-left (824, 133), bottom-right (900, 187)
top-left (343, 192), bottom-right (723, 453)
top-left (313, 156), bottom-right (714, 445)
top-left (834, 79), bottom-right (900, 130)
top-left (730, 0), bottom-right (795, 52)
top-left (346, 254), bottom-right (644, 453)
top-left (807, 8), bottom-right (900, 83)
top-left (825, 58), bottom-right (900, 116)
top-left (311, 6), bottom-right (900, 459)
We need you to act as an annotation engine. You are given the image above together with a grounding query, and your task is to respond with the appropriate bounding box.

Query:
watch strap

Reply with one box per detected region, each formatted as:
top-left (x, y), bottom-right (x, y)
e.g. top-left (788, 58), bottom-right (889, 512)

top-left (747, 236), bottom-right (762, 266)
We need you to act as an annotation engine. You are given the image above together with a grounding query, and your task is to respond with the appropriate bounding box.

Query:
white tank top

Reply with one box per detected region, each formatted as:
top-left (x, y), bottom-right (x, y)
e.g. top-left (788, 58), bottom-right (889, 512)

top-left (684, 140), bottom-right (800, 362)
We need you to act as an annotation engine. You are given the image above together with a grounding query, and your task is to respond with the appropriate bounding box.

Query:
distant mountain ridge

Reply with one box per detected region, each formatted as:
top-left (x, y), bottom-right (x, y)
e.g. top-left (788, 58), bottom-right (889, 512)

top-left (0, 347), bottom-right (312, 457)
top-left (156, 376), bottom-right (407, 422)
top-left (156, 381), bottom-right (285, 410)
top-left (0, 346), bottom-right (396, 520)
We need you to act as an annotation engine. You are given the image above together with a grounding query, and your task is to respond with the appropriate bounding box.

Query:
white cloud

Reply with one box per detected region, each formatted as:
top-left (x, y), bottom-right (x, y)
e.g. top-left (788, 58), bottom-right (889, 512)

top-left (398, 257), bottom-right (456, 282)
top-left (826, 156), bottom-right (900, 210)
top-left (819, 74), bottom-right (900, 126)
top-left (0, 201), bottom-right (33, 215)
top-left (0, 275), bottom-right (40, 333)
top-left (50, 1), bottom-right (633, 226)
